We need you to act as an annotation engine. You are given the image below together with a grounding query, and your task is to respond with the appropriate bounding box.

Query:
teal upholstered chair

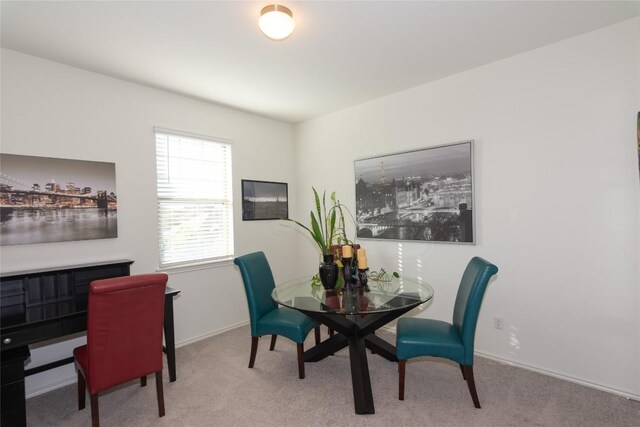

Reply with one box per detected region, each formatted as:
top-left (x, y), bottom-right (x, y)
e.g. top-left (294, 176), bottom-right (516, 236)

top-left (396, 257), bottom-right (498, 408)
top-left (234, 252), bottom-right (320, 379)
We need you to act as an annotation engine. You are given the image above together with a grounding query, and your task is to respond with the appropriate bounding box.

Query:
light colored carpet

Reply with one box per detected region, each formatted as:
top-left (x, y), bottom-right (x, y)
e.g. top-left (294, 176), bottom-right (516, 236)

top-left (26, 325), bottom-right (640, 426)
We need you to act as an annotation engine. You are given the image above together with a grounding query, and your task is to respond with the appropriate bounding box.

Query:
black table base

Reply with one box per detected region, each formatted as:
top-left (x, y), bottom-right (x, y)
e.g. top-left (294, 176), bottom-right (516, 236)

top-left (300, 305), bottom-right (417, 415)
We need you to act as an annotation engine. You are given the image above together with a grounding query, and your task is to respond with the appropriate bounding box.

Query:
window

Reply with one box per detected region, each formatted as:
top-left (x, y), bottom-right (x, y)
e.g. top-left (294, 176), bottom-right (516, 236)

top-left (155, 129), bottom-right (233, 269)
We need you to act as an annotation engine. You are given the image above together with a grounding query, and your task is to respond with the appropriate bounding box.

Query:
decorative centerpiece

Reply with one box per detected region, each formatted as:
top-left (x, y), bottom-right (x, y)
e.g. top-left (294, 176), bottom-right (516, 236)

top-left (284, 187), bottom-right (381, 292)
top-left (284, 188), bottom-right (349, 290)
top-left (341, 245), bottom-right (368, 291)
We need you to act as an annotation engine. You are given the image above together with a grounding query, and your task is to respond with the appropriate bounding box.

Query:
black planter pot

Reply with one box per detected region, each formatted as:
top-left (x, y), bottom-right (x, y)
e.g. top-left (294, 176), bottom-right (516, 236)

top-left (319, 254), bottom-right (339, 290)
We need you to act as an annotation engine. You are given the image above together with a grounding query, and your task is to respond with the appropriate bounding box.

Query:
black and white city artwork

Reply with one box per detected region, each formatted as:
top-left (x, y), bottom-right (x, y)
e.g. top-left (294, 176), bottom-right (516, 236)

top-left (0, 154), bottom-right (118, 246)
top-left (242, 179), bottom-right (288, 221)
top-left (355, 141), bottom-right (474, 243)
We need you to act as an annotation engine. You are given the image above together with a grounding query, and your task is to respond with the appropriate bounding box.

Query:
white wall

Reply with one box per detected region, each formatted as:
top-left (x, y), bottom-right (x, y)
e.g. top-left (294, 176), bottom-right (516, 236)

top-left (0, 49), bottom-right (299, 396)
top-left (2, 18), bottom-right (639, 400)
top-left (294, 19), bottom-right (640, 397)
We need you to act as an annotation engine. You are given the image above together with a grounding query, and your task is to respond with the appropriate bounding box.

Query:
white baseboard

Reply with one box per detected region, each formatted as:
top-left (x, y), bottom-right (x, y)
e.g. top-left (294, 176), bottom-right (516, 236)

top-left (25, 320), bottom-right (250, 399)
top-left (26, 376), bottom-right (78, 399)
top-left (475, 350), bottom-right (640, 402)
top-left (174, 320), bottom-right (249, 348)
top-left (379, 325), bottom-right (640, 402)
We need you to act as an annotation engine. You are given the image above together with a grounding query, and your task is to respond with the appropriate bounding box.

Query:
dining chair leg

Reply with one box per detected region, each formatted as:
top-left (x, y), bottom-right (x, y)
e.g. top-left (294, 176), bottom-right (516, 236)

top-left (462, 365), bottom-right (481, 408)
top-left (155, 371), bottom-right (166, 417)
top-left (90, 393), bottom-right (100, 427)
top-left (314, 327), bottom-right (321, 345)
top-left (269, 334), bottom-right (277, 351)
top-left (296, 343), bottom-right (305, 379)
top-left (398, 360), bottom-right (406, 400)
top-left (140, 375), bottom-right (147, 387)
top-left (459, 364), bottom-right (466, 380)
top-left (249, 336), bottom-right (259, 368)
top-left (77, 371), bottom-right (86, 410)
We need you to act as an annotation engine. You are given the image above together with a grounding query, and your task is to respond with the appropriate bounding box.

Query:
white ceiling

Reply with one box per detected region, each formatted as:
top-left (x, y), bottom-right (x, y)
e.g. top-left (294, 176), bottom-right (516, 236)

top-left (1, 1), bottom-right (638, 123)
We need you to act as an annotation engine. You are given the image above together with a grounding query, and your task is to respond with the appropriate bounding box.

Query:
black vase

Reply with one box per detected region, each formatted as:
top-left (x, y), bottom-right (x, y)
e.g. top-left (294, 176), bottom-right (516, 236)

top-left (319, 254), bottom-right (339, 290)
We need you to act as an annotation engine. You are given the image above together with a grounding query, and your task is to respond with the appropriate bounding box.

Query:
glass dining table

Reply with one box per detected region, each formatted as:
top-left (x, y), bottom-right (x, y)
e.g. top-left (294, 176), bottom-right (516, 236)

top-left (272, 276), bottom-right (434, 415)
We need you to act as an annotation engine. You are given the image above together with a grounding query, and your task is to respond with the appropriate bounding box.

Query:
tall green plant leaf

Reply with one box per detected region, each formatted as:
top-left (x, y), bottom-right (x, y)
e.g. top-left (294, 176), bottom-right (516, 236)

top-left (283, 218), bottom-right (324, 253)
top-left (310, 211), bottom-right (325, 253)
top-left (327, 192), bottom-right (336, 248)
top-left (321, 190), bottom-right (327, 247)
top-left (312, 187), bottom-right (324, 245)
top-left (337, 203), bottom-right (348, 244)
top-left (328, 207), bottom-right (337, 249)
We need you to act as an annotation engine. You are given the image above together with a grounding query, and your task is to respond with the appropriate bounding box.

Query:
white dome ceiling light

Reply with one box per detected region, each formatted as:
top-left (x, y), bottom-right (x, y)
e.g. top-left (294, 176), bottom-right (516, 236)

top-left (258, 4), bottom-right (295, 40)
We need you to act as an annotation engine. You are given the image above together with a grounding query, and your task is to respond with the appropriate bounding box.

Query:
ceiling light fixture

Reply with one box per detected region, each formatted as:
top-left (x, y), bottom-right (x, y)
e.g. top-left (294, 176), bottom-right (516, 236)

top-left (259, 4), bottom-right (295, 40)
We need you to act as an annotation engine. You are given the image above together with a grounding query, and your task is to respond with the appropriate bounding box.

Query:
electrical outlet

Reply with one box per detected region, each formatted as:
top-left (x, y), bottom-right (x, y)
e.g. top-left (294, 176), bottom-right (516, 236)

top-left (493, 316), bottom-right (503, 330)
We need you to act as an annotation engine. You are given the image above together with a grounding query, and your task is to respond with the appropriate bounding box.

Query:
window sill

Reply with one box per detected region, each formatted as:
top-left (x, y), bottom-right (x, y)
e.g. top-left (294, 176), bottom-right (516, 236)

top-left (158, 258), bottom-right (235, 275)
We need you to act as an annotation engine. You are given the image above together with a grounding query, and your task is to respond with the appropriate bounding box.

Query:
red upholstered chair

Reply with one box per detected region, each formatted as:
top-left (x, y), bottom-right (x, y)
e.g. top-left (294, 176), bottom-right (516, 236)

top-left (73, 273), bottom-right (168, 427)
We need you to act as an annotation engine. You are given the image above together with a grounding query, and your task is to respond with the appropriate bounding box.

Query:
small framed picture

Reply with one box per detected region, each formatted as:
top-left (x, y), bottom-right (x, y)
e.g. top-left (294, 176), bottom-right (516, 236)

top-left (241, 179), bottom-right (288, 221)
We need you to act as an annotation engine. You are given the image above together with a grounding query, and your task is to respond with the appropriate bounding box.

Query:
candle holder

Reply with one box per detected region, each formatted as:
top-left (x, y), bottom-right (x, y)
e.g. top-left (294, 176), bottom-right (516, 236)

top-left (358, 268), bottom-right (370, 292)
top-left (342, 257), bottom-right (353, 291)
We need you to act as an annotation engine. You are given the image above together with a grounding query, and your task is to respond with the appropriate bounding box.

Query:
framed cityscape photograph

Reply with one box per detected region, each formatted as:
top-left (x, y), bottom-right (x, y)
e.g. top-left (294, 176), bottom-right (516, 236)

top-left (354, 140), bottom-right (474, 244)
top-left (0, 153), bottom-right (118, 245)
top-left (241, 179), bottom-right (288, 221)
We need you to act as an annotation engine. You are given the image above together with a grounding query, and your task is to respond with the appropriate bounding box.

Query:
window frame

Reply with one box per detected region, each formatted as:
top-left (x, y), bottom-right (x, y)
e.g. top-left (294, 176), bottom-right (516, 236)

top-left (154, 127), bottom-right (234, 271)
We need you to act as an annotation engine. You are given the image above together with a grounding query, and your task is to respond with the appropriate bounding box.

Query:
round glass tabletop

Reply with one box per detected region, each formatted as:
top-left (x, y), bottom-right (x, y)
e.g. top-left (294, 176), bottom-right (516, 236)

top-left (272, 275), bottom-right (434, 315)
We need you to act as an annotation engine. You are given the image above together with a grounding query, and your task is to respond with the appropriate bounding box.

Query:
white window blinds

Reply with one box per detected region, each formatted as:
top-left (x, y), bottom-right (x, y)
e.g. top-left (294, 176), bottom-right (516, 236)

top-left (155, 129), bottom-right (233, 269)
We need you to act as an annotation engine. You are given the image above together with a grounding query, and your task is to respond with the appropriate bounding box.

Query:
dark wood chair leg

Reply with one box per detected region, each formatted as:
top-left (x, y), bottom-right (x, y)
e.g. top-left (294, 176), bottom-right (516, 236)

top-left (296, 343), bottom-right (305, 379)
top-left (462, 365), bottom-right (481, 408)
top-left (90, 394), bottom-right (100, 427)
top-left (399, 360), bottom-right (406, 400)
top-left (459, 364), bottom-right (466, 380)
top-left (249, 336), bottom-right (259, 368)
top-left (140, 375), bottom-right (147, 387)
top-left (77, 371), bottom-right (86, 410)
top-left (155, 371), bottom-right (166, 417)
top-left (269, 334), bottom-right (277, 351)
top-left (314, 327), bottom-right (321, 346)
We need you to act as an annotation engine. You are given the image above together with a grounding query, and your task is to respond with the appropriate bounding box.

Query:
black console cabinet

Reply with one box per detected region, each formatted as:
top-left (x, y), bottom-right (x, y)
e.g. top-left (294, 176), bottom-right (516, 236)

top-left (1, 260), bottom-right (133, 351)
top-left (0, 260), bottom-right (181, 427)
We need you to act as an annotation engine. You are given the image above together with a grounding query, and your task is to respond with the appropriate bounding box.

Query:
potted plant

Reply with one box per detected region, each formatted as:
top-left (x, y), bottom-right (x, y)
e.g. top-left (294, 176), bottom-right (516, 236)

top-left (285, 187), bottom-right (351, 289)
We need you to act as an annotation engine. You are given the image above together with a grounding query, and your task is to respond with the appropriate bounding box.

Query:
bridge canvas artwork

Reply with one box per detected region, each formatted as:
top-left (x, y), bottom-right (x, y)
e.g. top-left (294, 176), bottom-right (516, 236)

top-left (354, 141), bottom-right (474, 244)
top-left (0, 153), bottom-right (117, 245)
